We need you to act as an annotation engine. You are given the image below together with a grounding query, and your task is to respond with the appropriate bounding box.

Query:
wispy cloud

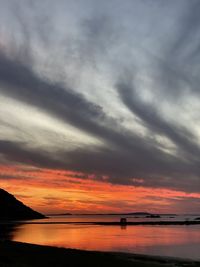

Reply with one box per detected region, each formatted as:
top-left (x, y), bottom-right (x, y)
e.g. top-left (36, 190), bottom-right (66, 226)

top-left (1, 0), bottom-right (200, 196)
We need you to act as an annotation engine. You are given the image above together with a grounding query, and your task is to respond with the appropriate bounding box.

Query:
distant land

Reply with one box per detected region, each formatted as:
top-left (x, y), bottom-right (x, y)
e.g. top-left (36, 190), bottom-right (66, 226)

top-left (48, 212), bottom-right (177, 216)
top-left (48, 212), bottom-right (152, 216)
top-left (47, 213), bottom-right (72, 216)
top-left (76, 212), bottom-right (153, 216)
top-left (0, 189), bottom-right (45, 220)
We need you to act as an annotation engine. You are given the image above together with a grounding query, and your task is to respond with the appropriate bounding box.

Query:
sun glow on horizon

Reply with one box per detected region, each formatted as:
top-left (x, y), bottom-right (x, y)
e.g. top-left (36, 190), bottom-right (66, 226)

top-left (1, 164), bottom-right (200, 214)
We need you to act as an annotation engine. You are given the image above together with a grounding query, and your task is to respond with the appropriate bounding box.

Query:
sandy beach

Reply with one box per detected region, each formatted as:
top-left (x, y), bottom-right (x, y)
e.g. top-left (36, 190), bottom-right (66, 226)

top-left (0, 241), bottom-right (199, 267)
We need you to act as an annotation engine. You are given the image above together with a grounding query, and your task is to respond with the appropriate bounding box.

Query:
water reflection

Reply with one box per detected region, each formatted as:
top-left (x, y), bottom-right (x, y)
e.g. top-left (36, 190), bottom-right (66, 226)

top-left (10, 221), bottom-right (200, 260)
top-left (0, 223), bottom-right (21, 240)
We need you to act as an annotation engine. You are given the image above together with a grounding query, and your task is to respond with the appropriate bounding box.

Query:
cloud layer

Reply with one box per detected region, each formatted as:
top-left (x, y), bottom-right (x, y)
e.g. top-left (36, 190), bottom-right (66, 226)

top-left (1, 0), bottom-right (200, 194)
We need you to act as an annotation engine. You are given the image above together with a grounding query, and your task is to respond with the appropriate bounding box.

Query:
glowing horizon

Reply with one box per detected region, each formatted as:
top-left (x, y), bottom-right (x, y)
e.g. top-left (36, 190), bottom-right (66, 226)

top-left (1, 164), bottom-right (200, 214)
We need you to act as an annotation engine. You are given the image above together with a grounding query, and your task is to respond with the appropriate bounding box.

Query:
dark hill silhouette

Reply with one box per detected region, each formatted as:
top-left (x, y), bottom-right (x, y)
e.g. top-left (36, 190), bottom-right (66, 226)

top-left (0, 189), bottom-right (45, 220)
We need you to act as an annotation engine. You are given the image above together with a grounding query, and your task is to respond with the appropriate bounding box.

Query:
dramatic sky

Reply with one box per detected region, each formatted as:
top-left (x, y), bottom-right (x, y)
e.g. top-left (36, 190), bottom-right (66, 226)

top-left (1, 0), bottom-right (200, 214)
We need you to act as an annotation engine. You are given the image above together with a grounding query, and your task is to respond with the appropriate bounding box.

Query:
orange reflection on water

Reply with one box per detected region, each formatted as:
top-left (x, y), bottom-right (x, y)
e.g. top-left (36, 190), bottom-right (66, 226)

top-left (12, 222), bottom-right (200, 259)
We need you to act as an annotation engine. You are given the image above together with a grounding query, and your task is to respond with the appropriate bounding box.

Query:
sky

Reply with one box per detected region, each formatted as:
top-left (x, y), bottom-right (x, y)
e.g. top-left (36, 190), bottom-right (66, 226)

top-left (0, 0), bottom-right (200, 214)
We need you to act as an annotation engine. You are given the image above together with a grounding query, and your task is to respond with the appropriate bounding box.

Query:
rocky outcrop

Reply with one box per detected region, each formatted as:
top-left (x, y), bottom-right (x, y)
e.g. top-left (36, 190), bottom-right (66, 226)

top-left (0, 189), bottom-right (45, 220)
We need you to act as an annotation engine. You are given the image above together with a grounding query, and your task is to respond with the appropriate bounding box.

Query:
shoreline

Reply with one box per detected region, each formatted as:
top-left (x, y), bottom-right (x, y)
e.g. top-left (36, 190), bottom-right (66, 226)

top-left (0, 241), bottom-right (200, 267)
top-left (1, 220), bottom-right (200, 226)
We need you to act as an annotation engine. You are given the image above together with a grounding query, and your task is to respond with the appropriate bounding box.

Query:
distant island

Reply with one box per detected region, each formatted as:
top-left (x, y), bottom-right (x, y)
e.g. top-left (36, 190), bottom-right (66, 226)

top-left (51, 212), bottom-right (177, 217)
top-left (49, 212), bottom-right (153, 216)
top-left (47, 213), bottom-right (72, 216)
top-left (0, 189), bottom-right (45, 220)
top-left (47, 212), bottom-right (154, 216)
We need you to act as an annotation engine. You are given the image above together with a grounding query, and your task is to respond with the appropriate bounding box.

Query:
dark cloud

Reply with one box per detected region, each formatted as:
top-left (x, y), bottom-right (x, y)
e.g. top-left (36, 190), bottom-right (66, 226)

top-left (169, 0), bottom-right (200, 60)
top-left (0, 52), bottom-right (109, 137)
top-left (117, 82), bottom-right (200, 160)
top-left (0, 135), bottom-right (200, 193)
top-left (0, 140), bottom-right (64, 169)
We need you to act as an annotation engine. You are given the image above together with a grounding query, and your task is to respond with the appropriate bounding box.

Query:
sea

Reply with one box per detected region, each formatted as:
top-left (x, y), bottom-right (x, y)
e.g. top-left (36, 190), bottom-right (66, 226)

top-left (2, 214), bottom-right (200, 260)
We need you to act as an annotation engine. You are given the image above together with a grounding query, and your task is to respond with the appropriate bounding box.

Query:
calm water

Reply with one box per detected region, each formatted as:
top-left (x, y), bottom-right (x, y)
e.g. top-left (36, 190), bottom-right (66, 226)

top-left (3, 215), bottom-right (200, 260)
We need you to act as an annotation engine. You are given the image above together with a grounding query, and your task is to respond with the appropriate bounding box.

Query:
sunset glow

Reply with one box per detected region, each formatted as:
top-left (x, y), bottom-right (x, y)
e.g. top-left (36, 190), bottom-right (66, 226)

top-left (1, 164), bottom-right (200, 214)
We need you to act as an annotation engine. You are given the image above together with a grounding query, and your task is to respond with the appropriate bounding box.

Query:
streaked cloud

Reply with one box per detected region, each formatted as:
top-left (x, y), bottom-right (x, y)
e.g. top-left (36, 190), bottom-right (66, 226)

top-left (1, 0), bottom-right (200, 205)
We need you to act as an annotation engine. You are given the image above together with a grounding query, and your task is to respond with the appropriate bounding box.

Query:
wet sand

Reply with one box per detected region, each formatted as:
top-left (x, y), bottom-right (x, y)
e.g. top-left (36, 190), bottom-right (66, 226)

top-left (0, 241), bottom-right (199, 267)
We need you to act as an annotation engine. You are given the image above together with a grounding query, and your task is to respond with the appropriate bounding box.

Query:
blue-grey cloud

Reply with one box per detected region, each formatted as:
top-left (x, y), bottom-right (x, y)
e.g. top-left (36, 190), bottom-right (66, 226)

top-left (0, 0), bottom-right (200, 193)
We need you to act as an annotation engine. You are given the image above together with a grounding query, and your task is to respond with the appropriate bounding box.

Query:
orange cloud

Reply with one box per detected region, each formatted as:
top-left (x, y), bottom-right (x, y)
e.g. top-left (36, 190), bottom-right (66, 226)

top-left (0, 164), bottom-right (200, 214)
